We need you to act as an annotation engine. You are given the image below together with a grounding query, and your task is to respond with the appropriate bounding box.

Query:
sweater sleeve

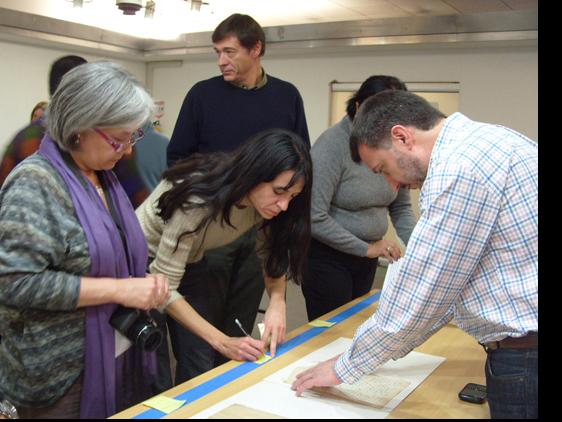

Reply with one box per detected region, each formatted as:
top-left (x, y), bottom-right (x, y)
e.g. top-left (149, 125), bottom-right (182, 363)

top-left (310, 133), bottom-right (370, 256)
top-left (0, 160), bottom-right (82, 311)
top-left (148, 206), bottom-right (208, 308)
top-left (388, 187), bottom-right (417, 245)
top-left (167, 87), bottom-right (201, 166)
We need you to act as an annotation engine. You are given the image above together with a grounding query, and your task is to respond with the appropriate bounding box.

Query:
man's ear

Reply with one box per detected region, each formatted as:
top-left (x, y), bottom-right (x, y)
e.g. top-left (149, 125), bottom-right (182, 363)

top-left (250, 41), bottom-right (262, 58)
top-left (390, 125), bottom-right (414, 150)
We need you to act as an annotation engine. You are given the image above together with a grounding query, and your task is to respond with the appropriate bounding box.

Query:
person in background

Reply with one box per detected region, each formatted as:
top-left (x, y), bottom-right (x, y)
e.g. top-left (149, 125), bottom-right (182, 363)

top-left (291, 90), bottom-right (538, 419)
top-left (137, 129), bottom-right (311, 370)
top-left (0, 61), bottom-right (170, 419)
top-left (134, 122), bottom-right (168, 192)
top-left (0, 55), bottom-right (150, 209)
top-left (303, 75), bottom-right (417, 321)
top-left (30, 101), bottom-right (48, 122)
top-left (0, 55), bottom-right (87, 187)
top-left (166, 13), bottom-right (310, 384)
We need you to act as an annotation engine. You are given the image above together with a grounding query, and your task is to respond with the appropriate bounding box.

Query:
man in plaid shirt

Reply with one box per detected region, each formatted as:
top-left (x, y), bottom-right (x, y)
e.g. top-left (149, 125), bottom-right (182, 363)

top-left (292, 90), bottom-right (538, 419)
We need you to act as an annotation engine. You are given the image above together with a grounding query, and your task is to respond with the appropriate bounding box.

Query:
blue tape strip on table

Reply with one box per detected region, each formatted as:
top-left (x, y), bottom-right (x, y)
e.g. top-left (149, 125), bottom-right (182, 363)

top-left (133, 291), bottom-right (381, 419)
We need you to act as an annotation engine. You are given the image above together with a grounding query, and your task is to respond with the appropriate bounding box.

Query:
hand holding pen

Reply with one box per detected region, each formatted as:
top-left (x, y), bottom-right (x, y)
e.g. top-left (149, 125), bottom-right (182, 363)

top-left (217, 318), bottom-right (265, 362)
top-left (234, 318), bottom-right (251, 337)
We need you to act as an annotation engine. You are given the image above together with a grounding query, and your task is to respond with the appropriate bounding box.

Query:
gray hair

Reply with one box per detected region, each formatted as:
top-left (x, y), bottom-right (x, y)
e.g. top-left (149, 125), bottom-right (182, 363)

top-left (47, 61), bottom-right (155, 151)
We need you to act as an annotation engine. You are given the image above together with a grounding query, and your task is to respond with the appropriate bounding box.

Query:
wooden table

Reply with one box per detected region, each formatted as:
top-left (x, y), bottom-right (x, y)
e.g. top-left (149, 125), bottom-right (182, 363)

top-left (112, 290), bottom-right (489, 419)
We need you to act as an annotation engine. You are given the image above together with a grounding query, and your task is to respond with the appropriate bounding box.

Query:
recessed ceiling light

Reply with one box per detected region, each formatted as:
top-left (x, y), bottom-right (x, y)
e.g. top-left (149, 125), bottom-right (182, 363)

top-left (66, 0), bottom-right (93, 8)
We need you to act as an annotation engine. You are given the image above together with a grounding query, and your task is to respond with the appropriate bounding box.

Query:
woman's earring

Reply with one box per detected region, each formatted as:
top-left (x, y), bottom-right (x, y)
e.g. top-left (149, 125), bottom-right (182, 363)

top-left (74, 133), bottom-right (81, 144)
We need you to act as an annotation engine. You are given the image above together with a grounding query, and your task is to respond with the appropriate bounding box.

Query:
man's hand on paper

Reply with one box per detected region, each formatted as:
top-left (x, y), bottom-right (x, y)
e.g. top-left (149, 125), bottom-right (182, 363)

top-left (291, 355), bottom-right (343, 395)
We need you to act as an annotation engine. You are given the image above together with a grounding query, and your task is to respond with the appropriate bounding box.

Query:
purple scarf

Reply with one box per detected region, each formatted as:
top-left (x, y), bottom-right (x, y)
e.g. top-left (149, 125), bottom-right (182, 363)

top-left (38, 135), bottom-right (156, 418)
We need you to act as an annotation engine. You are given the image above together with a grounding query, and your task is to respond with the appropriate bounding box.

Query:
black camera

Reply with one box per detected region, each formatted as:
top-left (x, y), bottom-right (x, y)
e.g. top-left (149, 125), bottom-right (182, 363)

top-left (110, 306), bottom-right (164, 352)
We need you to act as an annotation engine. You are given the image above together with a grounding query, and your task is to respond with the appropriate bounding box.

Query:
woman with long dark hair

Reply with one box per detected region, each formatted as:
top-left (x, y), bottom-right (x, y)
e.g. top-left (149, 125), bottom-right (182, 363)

top-left (136, 128), bottom-right (312, 378)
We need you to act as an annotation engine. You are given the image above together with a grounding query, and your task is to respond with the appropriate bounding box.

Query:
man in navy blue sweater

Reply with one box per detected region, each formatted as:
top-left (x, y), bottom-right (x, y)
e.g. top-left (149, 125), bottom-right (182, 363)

top-left (166, 13), bottom-right (310, 384)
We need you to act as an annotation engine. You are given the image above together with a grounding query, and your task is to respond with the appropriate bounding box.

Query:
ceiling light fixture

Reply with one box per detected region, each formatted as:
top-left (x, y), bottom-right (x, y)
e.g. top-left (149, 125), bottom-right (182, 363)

top-left (115, 0), bottom-right (143, 15)
top-left (184, 0), bottom-right (210, 12)
top-left (191, 0), bottom-right (202, 12)
top-left (145, 1), bottom-right (156, 18)
top-left (66, 0), bottom-right (92, 8)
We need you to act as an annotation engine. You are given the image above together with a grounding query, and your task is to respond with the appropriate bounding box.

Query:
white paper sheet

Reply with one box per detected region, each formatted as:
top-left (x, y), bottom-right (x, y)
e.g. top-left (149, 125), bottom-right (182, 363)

top-left (115, 329), bottom-right (133, 358)
top-left (193, 375), bottom-right (389, 419)
top-left (191, 337), bottom-right (445, 419)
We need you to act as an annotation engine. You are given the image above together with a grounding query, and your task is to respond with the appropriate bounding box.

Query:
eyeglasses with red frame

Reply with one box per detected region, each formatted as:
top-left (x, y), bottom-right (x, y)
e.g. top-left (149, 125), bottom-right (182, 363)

top-left (94, 127), bottom-right (145, 152)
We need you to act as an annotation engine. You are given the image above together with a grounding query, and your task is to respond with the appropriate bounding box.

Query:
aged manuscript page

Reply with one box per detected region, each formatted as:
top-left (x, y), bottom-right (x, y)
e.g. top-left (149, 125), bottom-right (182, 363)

top-left (192, 337), bottom-right (445, 419)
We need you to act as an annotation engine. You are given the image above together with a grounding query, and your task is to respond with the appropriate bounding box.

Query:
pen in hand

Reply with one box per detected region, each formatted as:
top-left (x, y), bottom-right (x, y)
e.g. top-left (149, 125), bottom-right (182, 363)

top-left (234, 318), bottom-right (251, 337)
top-left (235, 318), bottom-right (268, 360)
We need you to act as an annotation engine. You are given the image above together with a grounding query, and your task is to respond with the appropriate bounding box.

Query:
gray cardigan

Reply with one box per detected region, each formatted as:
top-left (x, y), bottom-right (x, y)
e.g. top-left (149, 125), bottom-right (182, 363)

top-left (0, 154), bottom-right (87, 408)
top-left (310, 116), bottom-right (417, 256)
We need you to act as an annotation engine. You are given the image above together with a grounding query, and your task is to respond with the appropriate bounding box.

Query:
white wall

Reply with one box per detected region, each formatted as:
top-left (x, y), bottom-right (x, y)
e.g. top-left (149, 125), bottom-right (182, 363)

top-left (0, 40), bottom-right (537, 155)
top-left (151, 44), bottom-right (538, 144)
top-left (0, 41), bottom-right (146, 152)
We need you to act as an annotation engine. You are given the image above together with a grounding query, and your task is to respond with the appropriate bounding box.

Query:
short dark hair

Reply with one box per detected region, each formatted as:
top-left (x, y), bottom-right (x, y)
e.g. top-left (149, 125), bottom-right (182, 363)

top-left (346, 75), bottom-right (407, 120)
top-left (48, 55), bottom-right (87, 96)
top-left (350, 90), bottom-right (446, 162)
top-left (212, 13), bottom-right (266, 56)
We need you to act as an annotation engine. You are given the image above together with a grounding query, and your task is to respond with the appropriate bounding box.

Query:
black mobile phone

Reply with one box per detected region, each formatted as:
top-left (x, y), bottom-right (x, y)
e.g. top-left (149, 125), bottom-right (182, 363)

top-left (458, 383), bottom-right (487, 404)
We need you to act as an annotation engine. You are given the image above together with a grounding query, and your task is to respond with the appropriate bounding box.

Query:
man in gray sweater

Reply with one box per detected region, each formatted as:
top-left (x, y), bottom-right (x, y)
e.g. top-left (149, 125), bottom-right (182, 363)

top-left (303, 75), bottom-right (417, 320)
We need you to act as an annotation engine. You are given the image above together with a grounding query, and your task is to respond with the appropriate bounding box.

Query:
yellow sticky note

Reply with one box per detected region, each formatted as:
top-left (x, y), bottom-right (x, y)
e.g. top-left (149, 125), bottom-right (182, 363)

top-left (255, 353), bottom-right (272, 364)
top-left (142, 396), bottom-right (186, 414)
top-left (308, 319), bottom-right (336, 328)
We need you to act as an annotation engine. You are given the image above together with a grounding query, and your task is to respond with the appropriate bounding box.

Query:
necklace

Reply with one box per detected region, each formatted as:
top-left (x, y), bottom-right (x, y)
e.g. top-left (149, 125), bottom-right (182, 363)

top-left (95, 184), bottom-right (109, 209)
top-left (95, 185), bottom-right (104, 197)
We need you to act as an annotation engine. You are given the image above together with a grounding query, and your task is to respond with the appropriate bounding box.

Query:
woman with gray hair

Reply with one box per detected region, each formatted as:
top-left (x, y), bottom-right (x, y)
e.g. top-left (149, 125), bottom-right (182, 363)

top-left (0, 61), bottom-right (169, 419)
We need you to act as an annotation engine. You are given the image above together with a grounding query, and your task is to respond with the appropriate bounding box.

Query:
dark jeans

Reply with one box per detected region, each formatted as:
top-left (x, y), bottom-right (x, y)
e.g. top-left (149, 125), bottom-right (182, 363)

top-left (167, 228), bottom-right (264, 384)
top-left (302, 238), bottom-right (378, 321)
top-left (485, 348), bottom-right (538, 419)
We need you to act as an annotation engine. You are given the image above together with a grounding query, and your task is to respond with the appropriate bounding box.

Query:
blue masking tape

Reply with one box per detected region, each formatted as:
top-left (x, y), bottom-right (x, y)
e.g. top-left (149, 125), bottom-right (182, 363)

top-left (133, 291), bottom-right (381, 419)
